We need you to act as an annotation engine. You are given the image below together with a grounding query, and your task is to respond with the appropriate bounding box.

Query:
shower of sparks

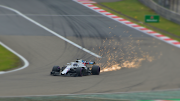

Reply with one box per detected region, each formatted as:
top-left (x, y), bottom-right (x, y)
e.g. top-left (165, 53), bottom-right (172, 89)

top-left (95, 28), bottom-right (160, 73)
top-left (98, 54), bottom-right (154, 73)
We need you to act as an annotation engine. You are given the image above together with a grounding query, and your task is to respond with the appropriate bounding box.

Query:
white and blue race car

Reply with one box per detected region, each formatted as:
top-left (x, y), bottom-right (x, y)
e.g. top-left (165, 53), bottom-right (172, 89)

top-left (50, 59), bottom-right (100, 77)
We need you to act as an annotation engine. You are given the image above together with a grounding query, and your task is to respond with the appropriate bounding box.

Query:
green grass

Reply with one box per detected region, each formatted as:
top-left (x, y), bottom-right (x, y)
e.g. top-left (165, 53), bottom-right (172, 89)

top-left (94, 0), bottom-right (180, 41)
top-left (0, 45), bottom-right (21, 71)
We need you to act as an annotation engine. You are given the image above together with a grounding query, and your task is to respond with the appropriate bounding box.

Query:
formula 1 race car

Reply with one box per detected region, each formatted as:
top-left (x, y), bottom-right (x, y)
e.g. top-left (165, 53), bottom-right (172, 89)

top-left (50, 59), bottom-right (100, 77)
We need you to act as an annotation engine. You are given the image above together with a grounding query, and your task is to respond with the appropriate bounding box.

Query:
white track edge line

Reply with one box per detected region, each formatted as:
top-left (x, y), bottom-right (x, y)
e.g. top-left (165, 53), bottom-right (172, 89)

top-left (74, 0), bottom-right (180, 49)
top-left (0, 5), bottom-right (102, 58)
top-left (0, 42), bottom-right (29, 74)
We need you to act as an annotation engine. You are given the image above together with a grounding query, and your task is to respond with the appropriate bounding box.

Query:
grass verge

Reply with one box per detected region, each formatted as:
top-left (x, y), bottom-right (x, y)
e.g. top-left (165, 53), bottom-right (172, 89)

top-left (0, 45), bottom-right (21, 71)
top-left (94, 0), bottom-right (180, 41)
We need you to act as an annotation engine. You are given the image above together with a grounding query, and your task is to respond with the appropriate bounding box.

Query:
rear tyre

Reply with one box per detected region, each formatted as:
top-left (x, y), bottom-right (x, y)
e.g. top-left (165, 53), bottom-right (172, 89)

top-left (76, 67), bottom-right (83, 77)
top-left (91, 65), bottom-right (100, 75)
top-left (51, 66), bottom-right (60, 76)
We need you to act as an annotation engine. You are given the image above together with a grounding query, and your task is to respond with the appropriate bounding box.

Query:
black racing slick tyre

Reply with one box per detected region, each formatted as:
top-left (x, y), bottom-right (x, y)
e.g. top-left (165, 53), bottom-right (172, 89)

top-left (91, 65), bottom-right (100, 75)
top-left (51, 66), bottom-right (60, 76)
top-left (52, 66), bottom-right (60, 72)
top-left (76, 67), bottom-right (83, 77)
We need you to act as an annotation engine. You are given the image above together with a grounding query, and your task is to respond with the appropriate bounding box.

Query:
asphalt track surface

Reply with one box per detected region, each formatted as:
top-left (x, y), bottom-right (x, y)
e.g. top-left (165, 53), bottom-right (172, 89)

top-left (0, 0), bottom-right (180, 97)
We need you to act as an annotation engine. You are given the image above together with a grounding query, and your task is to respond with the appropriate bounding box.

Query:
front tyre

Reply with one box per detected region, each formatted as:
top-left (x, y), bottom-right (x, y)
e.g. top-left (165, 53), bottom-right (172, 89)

top-left (91, 65), bottom-right (100, 75)
top-left (51, 66), bottom-right (60, 76)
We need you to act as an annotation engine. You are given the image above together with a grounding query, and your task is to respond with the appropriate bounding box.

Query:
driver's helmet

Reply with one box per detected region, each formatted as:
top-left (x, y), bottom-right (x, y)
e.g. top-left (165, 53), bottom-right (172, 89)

top-left (73, 63), bottom-right (78, 66)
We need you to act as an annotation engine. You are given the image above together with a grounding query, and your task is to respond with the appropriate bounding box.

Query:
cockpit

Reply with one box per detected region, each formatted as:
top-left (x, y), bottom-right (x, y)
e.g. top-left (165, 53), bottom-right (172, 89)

top-left (73, 63), bottom-right (78, 66)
